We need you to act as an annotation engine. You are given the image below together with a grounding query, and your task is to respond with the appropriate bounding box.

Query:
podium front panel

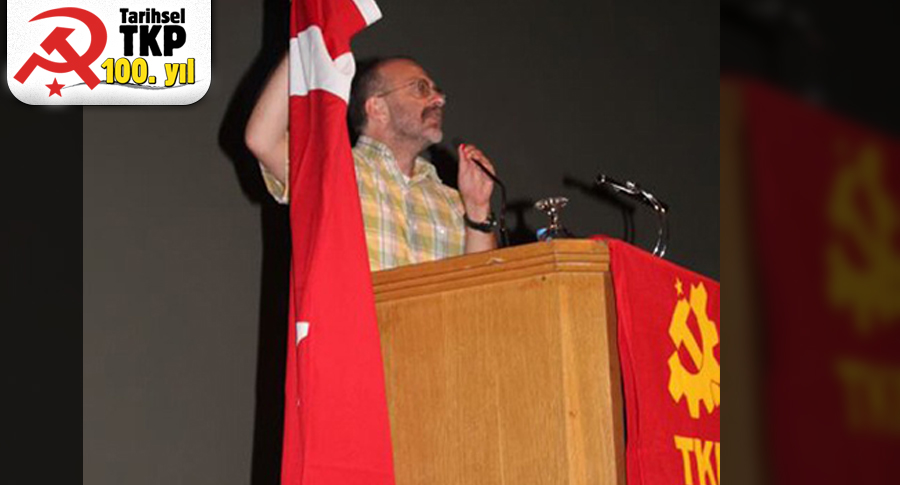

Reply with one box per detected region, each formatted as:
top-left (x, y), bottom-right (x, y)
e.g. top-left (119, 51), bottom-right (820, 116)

top-left (373, 241), bottom-right (625, 485)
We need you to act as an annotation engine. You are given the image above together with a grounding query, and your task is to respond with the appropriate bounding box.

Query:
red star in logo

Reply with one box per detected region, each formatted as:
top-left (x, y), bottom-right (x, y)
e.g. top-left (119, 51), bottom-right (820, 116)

top-left (46, 78), bottom-right (64, 97)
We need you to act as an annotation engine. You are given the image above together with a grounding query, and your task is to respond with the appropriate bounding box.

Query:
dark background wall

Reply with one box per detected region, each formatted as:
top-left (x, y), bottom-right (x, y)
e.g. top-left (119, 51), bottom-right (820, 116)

top-left (722, 0), bottom-right (900, 137)
top-left (83, 0), bottom-right (719, 483)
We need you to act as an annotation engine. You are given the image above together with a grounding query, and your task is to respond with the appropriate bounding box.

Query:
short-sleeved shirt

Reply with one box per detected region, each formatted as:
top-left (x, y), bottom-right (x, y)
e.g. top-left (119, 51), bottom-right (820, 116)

top-left (260, 136), bottom-right (466, 271)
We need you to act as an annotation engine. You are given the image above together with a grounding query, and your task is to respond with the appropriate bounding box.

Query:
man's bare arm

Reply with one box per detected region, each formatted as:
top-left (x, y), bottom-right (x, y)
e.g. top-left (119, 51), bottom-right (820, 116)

top-left (245, 54), bottom-right (289, 186)
top-left (458, 144), bottom-right (498, 254)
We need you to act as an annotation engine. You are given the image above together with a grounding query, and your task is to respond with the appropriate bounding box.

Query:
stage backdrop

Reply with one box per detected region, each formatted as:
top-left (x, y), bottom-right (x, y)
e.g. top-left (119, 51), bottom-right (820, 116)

top-left (82, 1), bottom-right (718, 484)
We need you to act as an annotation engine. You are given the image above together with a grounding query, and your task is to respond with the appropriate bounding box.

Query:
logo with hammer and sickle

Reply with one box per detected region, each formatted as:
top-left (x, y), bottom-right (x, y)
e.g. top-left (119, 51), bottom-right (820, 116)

top-left (14, 7), bottom-right (107, 90)
top-left (667, 279), bottom-right (721, 419)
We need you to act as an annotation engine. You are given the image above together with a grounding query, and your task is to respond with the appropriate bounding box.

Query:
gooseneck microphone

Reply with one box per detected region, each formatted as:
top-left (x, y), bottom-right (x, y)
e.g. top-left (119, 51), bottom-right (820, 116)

top-left (595, 174), bottom-right (669, 257)
top-left (451, 138), bottom-right (510, 248)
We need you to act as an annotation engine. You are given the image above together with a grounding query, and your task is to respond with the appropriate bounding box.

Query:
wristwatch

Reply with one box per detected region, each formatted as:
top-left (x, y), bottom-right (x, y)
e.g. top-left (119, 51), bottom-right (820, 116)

top-left (463, 212), bottom-right (497, 233)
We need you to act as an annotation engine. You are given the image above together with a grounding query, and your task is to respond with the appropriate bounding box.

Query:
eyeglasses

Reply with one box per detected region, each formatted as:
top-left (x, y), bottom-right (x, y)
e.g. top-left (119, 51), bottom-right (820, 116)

top-left (375, 78), bottom-right (445, 100)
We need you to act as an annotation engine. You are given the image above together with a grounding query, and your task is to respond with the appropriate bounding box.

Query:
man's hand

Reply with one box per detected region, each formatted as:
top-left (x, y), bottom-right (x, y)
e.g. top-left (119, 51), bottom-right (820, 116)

top-left (457, 143), bottom-right (497, 254)
top-left (457, 143), bottom-right (495, 221)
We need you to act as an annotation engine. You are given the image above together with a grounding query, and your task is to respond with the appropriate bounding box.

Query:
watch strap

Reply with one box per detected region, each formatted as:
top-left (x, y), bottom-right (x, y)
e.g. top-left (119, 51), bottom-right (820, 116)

top-left (463, 212), bottom-right (497, 233)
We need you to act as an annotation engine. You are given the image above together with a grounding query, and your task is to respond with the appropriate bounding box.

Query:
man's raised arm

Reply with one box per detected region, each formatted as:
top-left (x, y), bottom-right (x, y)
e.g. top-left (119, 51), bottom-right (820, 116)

top-left (245, 54), bottom-right (289, 199)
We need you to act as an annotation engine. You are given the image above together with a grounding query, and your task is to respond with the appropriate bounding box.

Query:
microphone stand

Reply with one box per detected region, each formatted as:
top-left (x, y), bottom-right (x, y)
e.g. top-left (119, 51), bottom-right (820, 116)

top-left (596, 174), bottom-right (670, 257)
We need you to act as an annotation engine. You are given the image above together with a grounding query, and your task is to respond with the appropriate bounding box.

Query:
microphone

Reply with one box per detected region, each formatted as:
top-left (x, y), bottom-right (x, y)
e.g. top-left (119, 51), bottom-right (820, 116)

top-left (451, 138), bottom-right (510, 248)
top-left (595, 174), bottom-right (669, 213)
top-left (595, 174), bottom-right (670, 257)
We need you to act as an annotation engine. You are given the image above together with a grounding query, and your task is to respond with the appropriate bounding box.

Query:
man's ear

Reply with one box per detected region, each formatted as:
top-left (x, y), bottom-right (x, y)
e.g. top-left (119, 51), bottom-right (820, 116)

top-left (365, 96), bottom-right (388, 125)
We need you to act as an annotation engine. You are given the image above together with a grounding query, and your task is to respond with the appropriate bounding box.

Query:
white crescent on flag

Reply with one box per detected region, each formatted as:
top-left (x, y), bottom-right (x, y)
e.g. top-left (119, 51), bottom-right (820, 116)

top-left (288, 0), bottom-right (382, 101)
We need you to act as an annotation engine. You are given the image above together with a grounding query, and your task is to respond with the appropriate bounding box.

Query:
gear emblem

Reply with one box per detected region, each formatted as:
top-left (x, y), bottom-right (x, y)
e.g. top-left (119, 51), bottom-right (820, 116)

top-left (827, 143), bottom-right (900, 336)
top-left (667, 280), bottom-right (720, 419)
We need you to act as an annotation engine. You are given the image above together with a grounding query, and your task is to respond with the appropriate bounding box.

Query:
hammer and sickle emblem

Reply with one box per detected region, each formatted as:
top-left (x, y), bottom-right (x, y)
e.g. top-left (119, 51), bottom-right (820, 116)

top-left (667, 280), bottom-right (721, 419)
top-left (14, 8), bottom-right (107, 89)
top-left (826, 144), bottom-right (900, 336)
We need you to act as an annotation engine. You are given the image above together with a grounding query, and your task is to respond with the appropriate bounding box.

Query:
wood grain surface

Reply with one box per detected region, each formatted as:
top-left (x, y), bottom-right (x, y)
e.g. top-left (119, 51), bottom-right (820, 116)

top-left (374, 240), bottom-right (625, 485)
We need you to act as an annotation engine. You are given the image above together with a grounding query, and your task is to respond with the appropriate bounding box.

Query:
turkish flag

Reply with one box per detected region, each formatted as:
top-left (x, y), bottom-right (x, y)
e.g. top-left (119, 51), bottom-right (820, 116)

top-left (281, 1), bottom-right (395, 484)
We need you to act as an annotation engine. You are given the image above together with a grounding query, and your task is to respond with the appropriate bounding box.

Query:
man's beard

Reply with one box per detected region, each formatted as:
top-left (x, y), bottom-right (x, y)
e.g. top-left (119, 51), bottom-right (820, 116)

top-left (421, 106), bottom-right (444, 144)
top-left (389, 103), bottom-right (444, 147)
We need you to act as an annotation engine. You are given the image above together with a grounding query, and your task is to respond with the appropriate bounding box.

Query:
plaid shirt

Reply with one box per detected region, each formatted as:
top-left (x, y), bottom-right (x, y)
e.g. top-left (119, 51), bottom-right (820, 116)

top-left (260, 136), bottom-right (466, 271)
top-left (354, 136), bottom-right (465, 271)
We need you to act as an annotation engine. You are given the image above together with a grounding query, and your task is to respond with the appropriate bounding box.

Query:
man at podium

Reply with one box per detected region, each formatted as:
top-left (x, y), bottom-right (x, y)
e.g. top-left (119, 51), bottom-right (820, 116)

top-left (246, 55), bottom-right (498, 270)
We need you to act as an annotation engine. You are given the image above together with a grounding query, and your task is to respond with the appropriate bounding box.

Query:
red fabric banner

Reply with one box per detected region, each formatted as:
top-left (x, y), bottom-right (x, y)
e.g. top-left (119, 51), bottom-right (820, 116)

top-left (602, 239), bottom-right (721, 485)
top-left (282, 1), bottom-right (395, 484)
top-left (743, 81), bottom-right (900, 485)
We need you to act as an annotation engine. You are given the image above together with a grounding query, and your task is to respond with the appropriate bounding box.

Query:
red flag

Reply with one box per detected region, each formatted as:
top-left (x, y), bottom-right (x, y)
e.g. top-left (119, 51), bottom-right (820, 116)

top-left (282, 1), bottom-right (395, 484)
top-left (597, 238), bottom-right (721, 485)
top-left (741, 80), bottom-right (900, 485)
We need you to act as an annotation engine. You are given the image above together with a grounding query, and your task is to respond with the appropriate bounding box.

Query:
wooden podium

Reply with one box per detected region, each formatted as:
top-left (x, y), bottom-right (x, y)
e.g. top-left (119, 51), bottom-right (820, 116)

top-left (372, 240), bottom-right (625, 485)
